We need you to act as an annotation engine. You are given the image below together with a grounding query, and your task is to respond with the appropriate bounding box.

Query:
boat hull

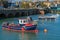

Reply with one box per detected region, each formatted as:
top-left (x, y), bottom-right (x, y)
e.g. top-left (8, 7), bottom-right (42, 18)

top-left (2, 25), bottom-right (37, 31)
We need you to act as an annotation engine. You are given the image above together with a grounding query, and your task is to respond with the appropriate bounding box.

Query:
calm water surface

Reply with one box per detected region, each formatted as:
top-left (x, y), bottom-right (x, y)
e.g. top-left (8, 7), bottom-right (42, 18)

top-left (0, 14), bottom-right (60, 40)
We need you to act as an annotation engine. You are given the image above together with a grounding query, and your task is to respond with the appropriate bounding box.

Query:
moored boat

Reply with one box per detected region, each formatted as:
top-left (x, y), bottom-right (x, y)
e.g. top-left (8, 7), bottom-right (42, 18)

top-left (38, 15), bottom-right (56, 19)
top-left (2, 17), bottom-right (38, 32)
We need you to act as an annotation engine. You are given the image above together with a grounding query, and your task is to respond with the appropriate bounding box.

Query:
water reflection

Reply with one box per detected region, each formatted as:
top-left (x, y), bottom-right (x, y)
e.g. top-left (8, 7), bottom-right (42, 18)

top-left (19, 32), bottom-right (38, 40)
top-left (2, 31), bottom-right (19, 40)
top-left (2, 30), bottom-right (38, 40)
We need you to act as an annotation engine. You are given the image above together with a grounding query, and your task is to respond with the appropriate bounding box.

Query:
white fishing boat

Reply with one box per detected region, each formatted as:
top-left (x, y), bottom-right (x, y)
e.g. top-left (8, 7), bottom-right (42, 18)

top-left (38, 14), bottom-right (59, 19)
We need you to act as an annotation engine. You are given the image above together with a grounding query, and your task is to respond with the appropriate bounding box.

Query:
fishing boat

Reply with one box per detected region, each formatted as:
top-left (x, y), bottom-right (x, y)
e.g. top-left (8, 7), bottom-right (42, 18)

top-left (2, 17), bottom-right (38, 32)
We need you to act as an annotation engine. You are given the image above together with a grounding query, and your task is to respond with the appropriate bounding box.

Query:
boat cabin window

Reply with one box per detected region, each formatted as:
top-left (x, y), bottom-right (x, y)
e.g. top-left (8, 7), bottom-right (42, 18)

top-left (19, 19), bottom-right (28, 24)
top-left (21, 21), bottom-right (22, 23)
top-left (23, 20), bottom-right (27, 23)
top-left (24, 20), bottom-right (25, 23)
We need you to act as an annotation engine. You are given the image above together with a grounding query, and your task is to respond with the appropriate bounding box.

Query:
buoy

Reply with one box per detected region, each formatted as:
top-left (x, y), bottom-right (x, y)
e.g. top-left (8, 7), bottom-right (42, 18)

top-left (44, 29), bottom-right (47, 32)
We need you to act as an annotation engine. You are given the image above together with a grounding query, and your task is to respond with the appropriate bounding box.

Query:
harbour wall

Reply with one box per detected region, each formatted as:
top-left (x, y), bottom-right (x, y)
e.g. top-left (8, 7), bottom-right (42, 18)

top-left (0, 8), bottom-right (50, 18)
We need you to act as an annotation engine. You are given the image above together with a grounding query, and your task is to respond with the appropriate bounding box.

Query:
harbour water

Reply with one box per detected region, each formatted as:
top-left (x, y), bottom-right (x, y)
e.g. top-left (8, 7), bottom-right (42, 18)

top-left (0, 14), bottom-right (60, 40)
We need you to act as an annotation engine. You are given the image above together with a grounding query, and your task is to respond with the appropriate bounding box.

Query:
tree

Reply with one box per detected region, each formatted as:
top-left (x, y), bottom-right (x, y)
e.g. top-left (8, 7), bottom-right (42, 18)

top-left (21, 2), bottom-right (29, 8)
top-left (40, 2), bottom-right (47, 8)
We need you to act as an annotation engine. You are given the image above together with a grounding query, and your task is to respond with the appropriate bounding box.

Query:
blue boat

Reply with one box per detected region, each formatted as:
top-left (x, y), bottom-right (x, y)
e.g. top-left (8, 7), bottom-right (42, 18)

top-left (2, 17), bottom-right (38, 31)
